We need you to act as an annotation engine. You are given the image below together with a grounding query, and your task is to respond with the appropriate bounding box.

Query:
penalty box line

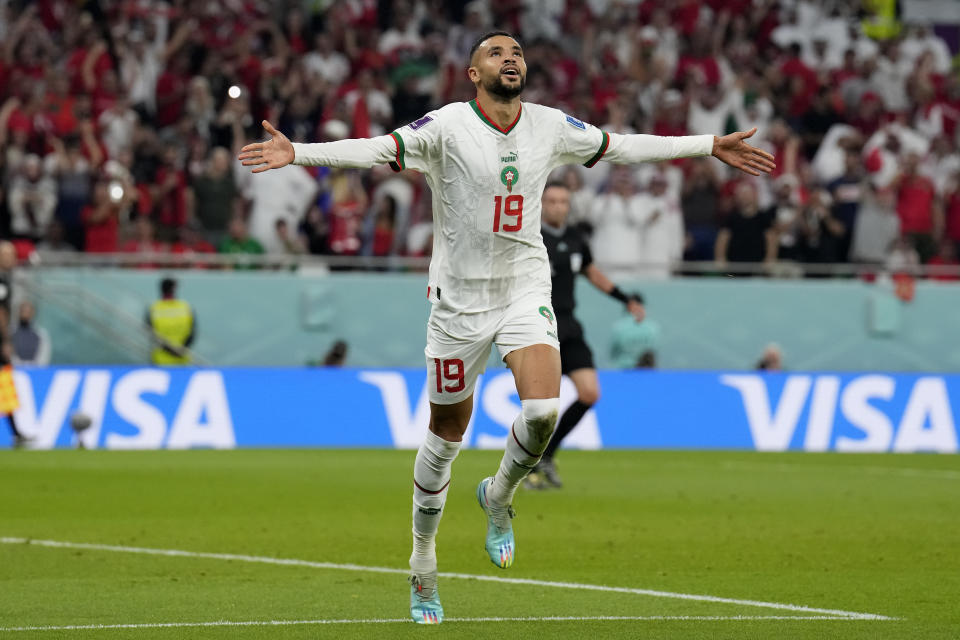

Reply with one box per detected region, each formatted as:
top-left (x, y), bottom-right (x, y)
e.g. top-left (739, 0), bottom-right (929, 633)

top-left (0, 616), bottom-right (887, 633)
top-left (0, 536), bottom-right (896, 621)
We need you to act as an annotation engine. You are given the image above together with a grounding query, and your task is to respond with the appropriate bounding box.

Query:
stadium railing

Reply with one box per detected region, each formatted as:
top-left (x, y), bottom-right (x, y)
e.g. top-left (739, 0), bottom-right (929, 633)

top-left (26, 250), bottom-right (960, 279)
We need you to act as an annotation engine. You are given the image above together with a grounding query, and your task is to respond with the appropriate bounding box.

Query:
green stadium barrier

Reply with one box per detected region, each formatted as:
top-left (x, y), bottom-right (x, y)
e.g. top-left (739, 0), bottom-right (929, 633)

top-left (23, 268), bottom-right (960, 371)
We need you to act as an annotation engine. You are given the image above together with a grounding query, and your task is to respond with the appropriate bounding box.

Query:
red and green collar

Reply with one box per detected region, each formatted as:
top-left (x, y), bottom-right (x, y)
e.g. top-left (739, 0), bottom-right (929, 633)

top-left (469, 99), bottom-right (522, 134)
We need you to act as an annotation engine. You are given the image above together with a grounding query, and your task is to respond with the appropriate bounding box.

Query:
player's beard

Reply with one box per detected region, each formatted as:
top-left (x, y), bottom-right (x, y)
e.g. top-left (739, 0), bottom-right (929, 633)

top-left (484, 72), bottom-right (525, 100)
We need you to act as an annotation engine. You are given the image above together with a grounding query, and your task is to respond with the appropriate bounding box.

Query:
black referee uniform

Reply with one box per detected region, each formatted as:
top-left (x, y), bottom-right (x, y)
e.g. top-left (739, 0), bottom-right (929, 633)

top-left (542, 224), bottom-right (595, 374)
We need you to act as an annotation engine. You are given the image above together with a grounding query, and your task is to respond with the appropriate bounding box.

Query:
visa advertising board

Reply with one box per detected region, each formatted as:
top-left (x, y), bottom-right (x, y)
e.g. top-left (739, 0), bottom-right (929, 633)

top-left (2, 368), bottom-right (957, 453)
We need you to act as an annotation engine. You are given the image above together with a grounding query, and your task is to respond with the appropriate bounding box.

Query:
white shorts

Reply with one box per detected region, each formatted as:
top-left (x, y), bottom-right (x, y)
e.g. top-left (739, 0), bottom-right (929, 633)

top-left (424, 287), bottom-right (560, 405)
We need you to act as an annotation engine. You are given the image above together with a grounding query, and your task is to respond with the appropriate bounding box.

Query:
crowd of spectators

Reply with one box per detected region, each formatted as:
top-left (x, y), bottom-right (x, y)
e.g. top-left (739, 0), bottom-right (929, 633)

top-left (0, 0), bottom-right (959, 278)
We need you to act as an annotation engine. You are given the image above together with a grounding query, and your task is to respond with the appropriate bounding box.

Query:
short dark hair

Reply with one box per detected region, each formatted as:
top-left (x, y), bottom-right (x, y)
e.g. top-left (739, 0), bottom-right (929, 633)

top-left (469, 30), bottom-right (521, 64)
top-left (543, 180), bottom-right (569, 192)
top-left (160, 277), bottom-right (176, 297)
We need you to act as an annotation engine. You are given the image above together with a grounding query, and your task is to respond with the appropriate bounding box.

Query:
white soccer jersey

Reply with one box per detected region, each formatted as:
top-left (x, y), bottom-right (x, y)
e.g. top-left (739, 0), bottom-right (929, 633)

top-left (291, 101), bottom-right (714, 312)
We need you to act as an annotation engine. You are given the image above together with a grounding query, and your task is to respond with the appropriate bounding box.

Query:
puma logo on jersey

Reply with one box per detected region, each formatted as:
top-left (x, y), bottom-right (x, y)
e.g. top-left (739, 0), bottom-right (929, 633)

top-left (500, 151), bottom-right (518, 163)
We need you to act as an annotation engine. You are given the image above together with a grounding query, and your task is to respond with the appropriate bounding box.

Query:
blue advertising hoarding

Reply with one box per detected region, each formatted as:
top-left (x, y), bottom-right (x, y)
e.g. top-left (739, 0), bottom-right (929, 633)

top-left (2, 367), bottom-right (957, 452)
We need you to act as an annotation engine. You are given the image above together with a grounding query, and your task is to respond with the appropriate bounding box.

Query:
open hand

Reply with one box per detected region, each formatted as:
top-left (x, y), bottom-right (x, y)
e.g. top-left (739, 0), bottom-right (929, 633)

top-left (712, 128), bottom-right (776, 176)
top-left (238, 120), bottom-right (295, 173)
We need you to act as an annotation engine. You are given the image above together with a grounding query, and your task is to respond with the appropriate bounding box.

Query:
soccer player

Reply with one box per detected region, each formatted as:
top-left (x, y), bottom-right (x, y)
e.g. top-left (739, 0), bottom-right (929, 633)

top-left (239, 31), bottom-right (774, 624)
top-left (527, 181), bottom-right (645, 489)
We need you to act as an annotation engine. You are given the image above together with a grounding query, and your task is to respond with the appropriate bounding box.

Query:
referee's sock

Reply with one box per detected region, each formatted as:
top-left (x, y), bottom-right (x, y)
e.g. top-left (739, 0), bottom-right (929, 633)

top-left (7, 414), bottom-right (22, 439)
top-left (410, 430), bottom-right (462, 573)
top-left (542, 400), bottom-right (591, 461)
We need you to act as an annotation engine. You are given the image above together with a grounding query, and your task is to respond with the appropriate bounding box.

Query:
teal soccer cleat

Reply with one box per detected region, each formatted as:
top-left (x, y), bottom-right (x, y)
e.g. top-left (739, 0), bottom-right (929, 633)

top-left (476, 476), bottom-right (516, 569)
top-left (409, 572), bottom-right (443, 624)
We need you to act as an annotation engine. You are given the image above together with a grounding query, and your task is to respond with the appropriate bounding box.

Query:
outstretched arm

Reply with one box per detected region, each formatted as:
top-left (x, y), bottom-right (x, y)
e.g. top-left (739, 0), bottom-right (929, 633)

top-left (238, 120), bottom-right (398, 173)
top-left (603, 128), bottom-right (775, 176)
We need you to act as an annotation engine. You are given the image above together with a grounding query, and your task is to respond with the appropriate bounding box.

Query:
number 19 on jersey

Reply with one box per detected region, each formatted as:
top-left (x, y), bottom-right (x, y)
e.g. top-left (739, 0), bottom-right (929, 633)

top-left (493, 195), bottom-right (523, 232)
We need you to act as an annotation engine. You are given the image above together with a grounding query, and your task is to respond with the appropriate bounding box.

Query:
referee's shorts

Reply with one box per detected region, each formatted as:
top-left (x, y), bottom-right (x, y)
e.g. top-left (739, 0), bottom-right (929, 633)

top-left (557, 315), bottom-right (595, 375)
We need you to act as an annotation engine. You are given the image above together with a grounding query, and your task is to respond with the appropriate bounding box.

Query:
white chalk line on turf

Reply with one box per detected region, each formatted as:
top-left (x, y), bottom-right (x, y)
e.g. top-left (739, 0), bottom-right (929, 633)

top-left (0, 615), bottom-right (882, 633)
top-left (715, 460), bottom-right (960, 481)
top-left (0, 537), bottom-right (895, 622)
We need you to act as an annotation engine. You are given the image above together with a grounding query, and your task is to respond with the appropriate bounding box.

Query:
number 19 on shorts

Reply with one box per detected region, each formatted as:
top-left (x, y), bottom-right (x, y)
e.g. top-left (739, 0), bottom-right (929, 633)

top-left (434, 358), bottom-right (465, 393)
top-left (493, 195), bottom-right (523, 232)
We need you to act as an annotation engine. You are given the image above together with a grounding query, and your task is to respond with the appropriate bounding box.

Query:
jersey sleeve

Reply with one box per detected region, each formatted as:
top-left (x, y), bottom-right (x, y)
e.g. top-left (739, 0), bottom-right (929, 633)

top-left (553, 107), bottom-right (715, 167)
top-left (388, 110), bottom-right (442, 173)
top-left (604, 133), bottom-right (714, 164)
top-left (291, 136), bottom-right (398, 168)
top-left (553, 112), bottom-right (611, 168)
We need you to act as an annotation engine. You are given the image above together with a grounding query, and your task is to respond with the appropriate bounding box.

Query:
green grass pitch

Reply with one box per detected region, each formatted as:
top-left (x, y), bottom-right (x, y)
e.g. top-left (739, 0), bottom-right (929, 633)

top-left (1, 449), bottom-right (958, 639)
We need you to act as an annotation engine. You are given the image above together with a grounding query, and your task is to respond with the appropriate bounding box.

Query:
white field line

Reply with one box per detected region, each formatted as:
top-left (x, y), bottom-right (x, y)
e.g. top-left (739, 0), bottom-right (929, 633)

top-left (715, 461), bottom-right (960, 481)
top-left (0, 537), bottom-right (896, 621)
top-left (0, 615), bottom-right (883, 633)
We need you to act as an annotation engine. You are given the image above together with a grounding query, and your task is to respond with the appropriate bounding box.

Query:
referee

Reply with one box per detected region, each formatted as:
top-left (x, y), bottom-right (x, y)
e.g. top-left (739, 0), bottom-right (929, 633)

top-left (529, 182), bottom-right (645, 488)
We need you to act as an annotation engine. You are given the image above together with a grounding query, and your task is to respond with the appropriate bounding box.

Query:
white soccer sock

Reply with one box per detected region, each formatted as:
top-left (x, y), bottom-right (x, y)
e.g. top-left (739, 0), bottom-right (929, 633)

top-left (410, 429), bottom-right (462, 572)
top-left (488, 398), bottom-right (559, 507)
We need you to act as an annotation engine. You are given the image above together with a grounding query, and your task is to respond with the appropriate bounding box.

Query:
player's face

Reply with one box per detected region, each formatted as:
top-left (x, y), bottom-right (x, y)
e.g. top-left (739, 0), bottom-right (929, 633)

top-left (541, 186), bottom-right (571, 227)
top-left (469, 36), bottom-right (526, 100)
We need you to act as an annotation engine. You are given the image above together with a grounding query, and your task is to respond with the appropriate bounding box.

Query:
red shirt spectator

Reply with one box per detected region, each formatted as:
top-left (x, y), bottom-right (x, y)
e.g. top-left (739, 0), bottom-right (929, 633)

top-left (328, 200), bottom-right (365, 255)
top-left (652, 95), bottom-right (688, 137)
top-left (6, 108), bottom-right (34, 138)
top-left (675, 55), bottom-right (721, 86)
top-left (11, 238), bottom-right (36, 262)
top-left (706, 0), bottom-right (752, 15)
top-left (170, 227), bottom-right (217, 268)
top-left (91, 71), bottom-right (120, 119)
top-left (896, 173), bottom-right (936, 234)
top-left (155, 54), bottom-right (191, 128)
top-left (44, 77), bottom-right (78, 137)
top-left (550, 53), bottom-right (579, 102)
top-left (0, 59), bottom-right (9, 98)
top-left (120, 217), bottom-right (164, 254)
top-left (120, 216), bottom-right (165, 268)
top-left (927, 252), bottom-right (960, 281)
top-left (590, 76), bottom-right (621, 119)
top-left (285, 9), bottom-right (308, 54)
top-left (170, 238), bottom-right (216, 255)
top-left (235, 48), bottom-right (263, 104)
top-left (945, 188), bottom-right (960, 243)
top-left (927, 237), bottom-right (960, 280)
top-left (153, 149), bottom-right (189, 230)
top-left (372, 227), bottom-right (393, 256)
top-left (66, 42), bottom-right (111, 94)
top-left (831, 52), bottom-right (860, 88)
top-left (82, 182), bottom-right (121, 253)
top-left (849, 93), bottom-right (884, 137)
top-left (779, 45), bottom-right (818, 98)
top-left (671, 0), bottom-right (701, 36)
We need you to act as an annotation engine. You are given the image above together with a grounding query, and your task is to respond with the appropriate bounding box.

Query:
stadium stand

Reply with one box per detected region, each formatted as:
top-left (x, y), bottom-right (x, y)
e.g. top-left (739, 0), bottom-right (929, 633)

top-left (0, 0), bottom-right (958, 277)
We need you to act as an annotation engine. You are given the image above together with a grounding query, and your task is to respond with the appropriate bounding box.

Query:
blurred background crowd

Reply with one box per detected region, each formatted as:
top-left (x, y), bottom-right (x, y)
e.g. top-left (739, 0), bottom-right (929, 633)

top-left (0, 0), bottom-right (959, 277)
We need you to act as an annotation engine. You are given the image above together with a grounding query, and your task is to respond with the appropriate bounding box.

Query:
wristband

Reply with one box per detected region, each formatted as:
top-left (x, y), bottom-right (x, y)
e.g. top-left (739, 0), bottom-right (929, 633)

top-left (609, 286), bottom-right (629, 304)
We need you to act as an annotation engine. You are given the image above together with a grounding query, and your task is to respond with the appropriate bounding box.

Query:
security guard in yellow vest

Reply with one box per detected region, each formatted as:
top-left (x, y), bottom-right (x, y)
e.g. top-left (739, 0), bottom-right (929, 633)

top-left (147, 277), bottom-right (195, 366)
top-left (862, 0), bottom-right (901, 40)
